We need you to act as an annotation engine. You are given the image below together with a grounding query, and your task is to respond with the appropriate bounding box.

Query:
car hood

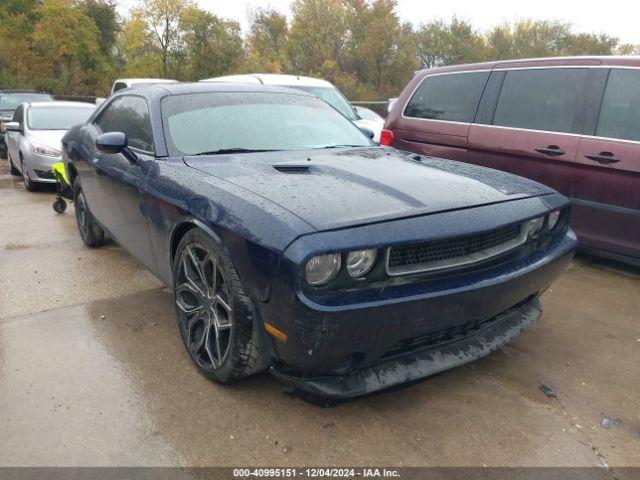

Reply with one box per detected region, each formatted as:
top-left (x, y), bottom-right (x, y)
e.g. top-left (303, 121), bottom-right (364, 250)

top-left (184, 147), bottom-right (554, 231)
top-left (27, 130), bottom-right (65, 151)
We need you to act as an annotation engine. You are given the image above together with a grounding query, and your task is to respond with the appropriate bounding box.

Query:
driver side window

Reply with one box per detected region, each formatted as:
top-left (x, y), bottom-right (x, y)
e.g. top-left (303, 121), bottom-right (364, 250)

top-left (96, 96), bottom-right (154, 153)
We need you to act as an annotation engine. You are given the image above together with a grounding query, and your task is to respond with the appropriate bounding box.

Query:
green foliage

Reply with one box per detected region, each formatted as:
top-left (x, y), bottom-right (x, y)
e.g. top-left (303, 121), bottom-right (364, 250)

top-left (1, 0), bottom-right (639, 99)
top-left (178, 6), bottom-right (244, 80)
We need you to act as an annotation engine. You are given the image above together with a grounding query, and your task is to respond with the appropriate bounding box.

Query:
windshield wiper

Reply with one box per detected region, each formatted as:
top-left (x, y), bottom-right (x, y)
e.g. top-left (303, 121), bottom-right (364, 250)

top-left (191, 148), bottom-right (279, 156)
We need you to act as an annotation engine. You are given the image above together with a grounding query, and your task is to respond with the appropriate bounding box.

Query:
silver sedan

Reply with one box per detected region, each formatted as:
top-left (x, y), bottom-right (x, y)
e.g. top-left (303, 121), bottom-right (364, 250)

top-left (5, 101), bottom-right (95, 191)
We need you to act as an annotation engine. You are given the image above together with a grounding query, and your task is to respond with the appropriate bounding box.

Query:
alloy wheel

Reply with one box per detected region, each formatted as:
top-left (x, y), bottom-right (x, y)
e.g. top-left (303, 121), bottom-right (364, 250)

top-left (21, 160), bottom-right (31, 189)
top-left (175, 243), bottom-right (233, 371)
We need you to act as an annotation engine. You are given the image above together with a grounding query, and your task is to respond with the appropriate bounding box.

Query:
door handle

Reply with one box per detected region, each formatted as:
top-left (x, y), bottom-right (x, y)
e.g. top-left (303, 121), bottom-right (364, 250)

top-left (585, 152), bottom-right (620, 164)
top-left (535, 145), bottom-right (565, 156)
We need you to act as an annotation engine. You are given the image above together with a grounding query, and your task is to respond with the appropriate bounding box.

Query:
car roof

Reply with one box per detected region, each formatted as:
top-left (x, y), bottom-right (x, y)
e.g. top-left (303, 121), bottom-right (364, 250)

top-left (415, 55), bottom-right (640, 76)
top-left (200, 73), bottom-right (335, 88)
top-left (122, 81), bottom-right (317, 98)
top-left (0, 89), bottom-right (42, 94)
top-left (27, 101), bottom-right (95, 108)
top-left (114, 78), bottom-right (178, 86)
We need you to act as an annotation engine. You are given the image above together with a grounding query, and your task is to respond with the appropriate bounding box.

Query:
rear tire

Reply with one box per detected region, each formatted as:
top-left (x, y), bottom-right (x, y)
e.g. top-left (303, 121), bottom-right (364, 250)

top-left (74, 186), bottom-right (104, 247)
top-left (173, 228), bottom-right (267, 383)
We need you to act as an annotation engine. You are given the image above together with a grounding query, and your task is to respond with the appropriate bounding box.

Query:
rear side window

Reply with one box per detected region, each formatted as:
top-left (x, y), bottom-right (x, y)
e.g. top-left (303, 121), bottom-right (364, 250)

top-left (96, 96), bottom-right (154, 153)
top-left (596, 69), bottom-right (640, 142)
top-left (112, 82), bottom-right (127, 92)
top-left (404, 72), bottom-right (489, 123)
top-left (493, 68), bottom-right (588, 134)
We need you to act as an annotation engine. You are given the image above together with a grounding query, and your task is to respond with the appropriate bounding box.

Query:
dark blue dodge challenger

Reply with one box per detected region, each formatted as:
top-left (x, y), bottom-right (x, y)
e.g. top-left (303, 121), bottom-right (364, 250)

top-left (63, 82), bottom-right (577, 398)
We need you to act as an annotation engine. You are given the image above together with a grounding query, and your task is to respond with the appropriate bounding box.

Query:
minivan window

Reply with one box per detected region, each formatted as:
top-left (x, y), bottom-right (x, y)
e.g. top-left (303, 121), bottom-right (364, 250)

top-left (96, 96), bottom-right (154, 152)
top-left (493, 68), bottom-right (588, 134)
top-left (404, 72), bottom-right (490, 123)
top-left (596, 69), bottom-right (640, 142)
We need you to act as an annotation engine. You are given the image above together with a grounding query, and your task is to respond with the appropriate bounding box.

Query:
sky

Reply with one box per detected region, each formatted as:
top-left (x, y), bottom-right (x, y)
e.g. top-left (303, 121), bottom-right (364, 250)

top-left (116, 0), bottom-right (640, 45)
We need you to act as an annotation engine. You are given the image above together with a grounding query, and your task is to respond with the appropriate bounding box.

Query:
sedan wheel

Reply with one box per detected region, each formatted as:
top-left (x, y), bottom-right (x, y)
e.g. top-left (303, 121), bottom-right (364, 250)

top-left (8, 154), bottom-right (20, 176)
top-left (173, 229), bottom-right (266, 382)
top-left (21, 158), bottom-right (37, 192)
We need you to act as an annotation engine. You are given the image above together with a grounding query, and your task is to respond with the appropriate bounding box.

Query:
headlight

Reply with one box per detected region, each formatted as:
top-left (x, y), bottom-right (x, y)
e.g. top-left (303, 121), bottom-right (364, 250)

top-left (346, 249), bottom-right (377, 278)
top-left (526, 216), bottom-right (544, 238)
top-left (304, 254), bottom-right (341, 286)
top-left (31, 143), bottom-right (61, 157)
top-left (548, 210), bottom-right (561, 230)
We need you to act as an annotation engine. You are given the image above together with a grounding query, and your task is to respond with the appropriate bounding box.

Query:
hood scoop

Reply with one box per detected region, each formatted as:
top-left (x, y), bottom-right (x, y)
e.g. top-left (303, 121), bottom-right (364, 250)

top-left (273, 164), bottom-right (312, 174)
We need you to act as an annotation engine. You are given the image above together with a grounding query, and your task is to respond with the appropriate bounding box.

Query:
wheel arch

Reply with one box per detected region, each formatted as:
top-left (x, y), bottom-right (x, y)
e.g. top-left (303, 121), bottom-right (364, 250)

top-left (169, 219), bottom-right (223, 264)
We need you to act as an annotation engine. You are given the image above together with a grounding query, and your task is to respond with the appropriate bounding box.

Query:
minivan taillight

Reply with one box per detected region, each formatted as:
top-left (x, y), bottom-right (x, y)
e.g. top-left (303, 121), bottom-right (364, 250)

top-left (380, 129), bottom-right (394, 146)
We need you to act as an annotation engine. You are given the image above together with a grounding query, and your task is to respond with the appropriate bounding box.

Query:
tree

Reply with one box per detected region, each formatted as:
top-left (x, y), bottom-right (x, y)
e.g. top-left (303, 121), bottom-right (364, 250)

top-left (179, 5), bottom-right (244, 80)
top-left (0, 0), bottom-right (41, 88)
top-left (415, 17), bottom-right (486, 69)
top-left (487, 20), bottom-right (617, 60)
top-left (137, 0), bottom-right (193, 77)
top-left (81, 0), bottom-right (119, 57)
top-left (288, 0), bottom-right (352, 76)
top-left (31, 0), bottom-right (106, 94)
top-left (618, 43), bottom-right (640, 55)
top-left (117, 8), bottom-right (163, 78)
top-left (246, 7), bottom-right (290, 72)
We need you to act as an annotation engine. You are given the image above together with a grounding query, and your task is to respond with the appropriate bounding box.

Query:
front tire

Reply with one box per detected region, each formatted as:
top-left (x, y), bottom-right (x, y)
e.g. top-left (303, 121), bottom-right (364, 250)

top-left (74, 186), bottom-right (104, 247)
top-left (173, 229), bottom-right (266, 383)
top-left (8, 153), bottom-right (20, 176)
top-left (20, 156), bottom-right (38, 192)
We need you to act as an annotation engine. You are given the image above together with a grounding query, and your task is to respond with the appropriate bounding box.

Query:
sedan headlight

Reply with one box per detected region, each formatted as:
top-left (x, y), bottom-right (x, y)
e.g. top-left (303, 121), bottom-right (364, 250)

top-left (346, 249), bottom-right (377, 278)
top-left (526, 216), bottom-right (545, 238)
top-left (31, 143), bottom-right (61, 157)
top-left (304, 254), bottom-right (341, 286)
top-left (548, 210), bottom-right (561, 230)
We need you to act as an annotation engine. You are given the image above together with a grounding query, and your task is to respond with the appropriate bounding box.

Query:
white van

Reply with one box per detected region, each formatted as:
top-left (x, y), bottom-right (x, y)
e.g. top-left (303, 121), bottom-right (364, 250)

top-left (111, 78), bottom-right (178, 95)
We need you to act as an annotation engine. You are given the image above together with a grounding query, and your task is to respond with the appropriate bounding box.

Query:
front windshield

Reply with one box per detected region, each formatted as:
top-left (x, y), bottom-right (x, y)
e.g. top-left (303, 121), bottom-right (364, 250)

top-left (356, 107), bottom-right (383, 122)
top-left (0, 93), bottom-right (53, 112)
top-left (289, 86), bottom-right (358, 120)
top-left (28, 105), bottom-right (95, 130)
top-left (161, 92), bottom-right (372, 156)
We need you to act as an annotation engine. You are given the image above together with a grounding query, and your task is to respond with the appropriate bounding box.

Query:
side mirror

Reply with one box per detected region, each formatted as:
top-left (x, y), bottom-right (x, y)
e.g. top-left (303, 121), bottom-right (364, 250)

top-left (359, 126), bottom-right (375, 139)
top-left (96, 131), bottom-right (137, 163)
top-left (4, 122), bottom-right (21, 133)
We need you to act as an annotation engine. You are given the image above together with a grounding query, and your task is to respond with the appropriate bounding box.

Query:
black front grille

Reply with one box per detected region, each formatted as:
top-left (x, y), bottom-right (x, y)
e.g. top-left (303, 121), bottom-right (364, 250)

top-left (388, 223), bottom-right (523, 275)
top-left (382, 295), bottom-right (535, 359)
top-left (34, 169), bottom-right (55, 179)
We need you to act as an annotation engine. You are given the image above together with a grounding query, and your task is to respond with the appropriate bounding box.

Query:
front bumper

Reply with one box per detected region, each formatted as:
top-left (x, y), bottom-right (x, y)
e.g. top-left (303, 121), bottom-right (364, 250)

top-left (257, 195), bottom-right (576, 397)
top-left (25, 151), bottom-right (60, 183)
top-left (272, 295), bottom-right (542, 398)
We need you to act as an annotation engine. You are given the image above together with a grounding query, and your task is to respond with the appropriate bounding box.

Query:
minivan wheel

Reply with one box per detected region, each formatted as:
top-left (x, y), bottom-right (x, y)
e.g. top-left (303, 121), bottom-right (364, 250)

top-left (173, 229), bottom-right (266, 383)
top-left (74, 186), bottom-right (104, 247)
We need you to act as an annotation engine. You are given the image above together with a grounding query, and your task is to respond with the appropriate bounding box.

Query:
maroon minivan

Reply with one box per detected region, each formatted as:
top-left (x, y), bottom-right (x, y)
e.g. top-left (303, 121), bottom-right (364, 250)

top-left (383, 56), bottom-right (640, 265)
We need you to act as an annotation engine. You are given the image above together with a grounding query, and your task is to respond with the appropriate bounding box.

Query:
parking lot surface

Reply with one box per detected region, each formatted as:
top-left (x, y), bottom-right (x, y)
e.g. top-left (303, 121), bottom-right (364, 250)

top-left (1, 159), bottom-right (639, 467)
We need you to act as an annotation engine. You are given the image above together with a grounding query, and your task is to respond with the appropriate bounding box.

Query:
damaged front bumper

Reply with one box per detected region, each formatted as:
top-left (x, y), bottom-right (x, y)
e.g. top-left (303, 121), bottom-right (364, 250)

top-left (270, 296), bottom-right (541, 399)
